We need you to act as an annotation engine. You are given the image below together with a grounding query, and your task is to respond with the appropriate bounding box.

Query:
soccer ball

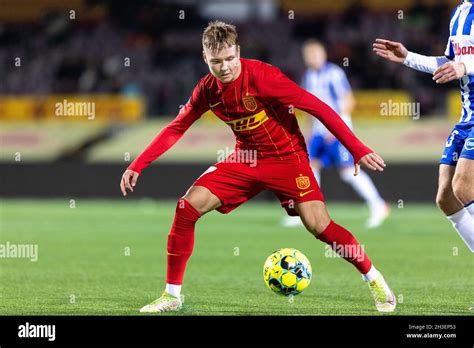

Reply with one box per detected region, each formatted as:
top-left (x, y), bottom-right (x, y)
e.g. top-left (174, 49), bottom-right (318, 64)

top-left (263, 248), bottom-right (312, 296)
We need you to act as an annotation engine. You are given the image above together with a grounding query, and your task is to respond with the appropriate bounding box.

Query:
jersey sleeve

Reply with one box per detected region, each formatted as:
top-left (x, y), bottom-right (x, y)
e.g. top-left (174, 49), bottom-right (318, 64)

top-left (127, 82), bottom-right (209, 174)
top-left (257, 63), bottom-right (372, 163)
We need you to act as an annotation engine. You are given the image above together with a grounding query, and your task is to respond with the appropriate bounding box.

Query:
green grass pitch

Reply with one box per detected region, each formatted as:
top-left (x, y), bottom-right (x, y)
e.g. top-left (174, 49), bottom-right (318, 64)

top-left (0, 199), bottom-right (472, 315)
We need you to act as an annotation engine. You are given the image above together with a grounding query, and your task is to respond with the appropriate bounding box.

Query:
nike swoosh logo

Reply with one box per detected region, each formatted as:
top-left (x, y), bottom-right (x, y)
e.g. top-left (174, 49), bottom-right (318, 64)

top-left (209, 101), bottom-right (222, 108)
top-left (299, 190), bottom-right (314, 197)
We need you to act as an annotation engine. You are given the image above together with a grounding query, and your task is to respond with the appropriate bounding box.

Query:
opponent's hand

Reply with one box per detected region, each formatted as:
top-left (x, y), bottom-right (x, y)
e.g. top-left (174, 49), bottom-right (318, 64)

top-left (433, 62), bottom-right (466, 84)
top-left (120, 169), bottom-right (140, 196)
top-left (373, 39), bottom-right (408, 63)
top-left (354, 153), bottom-right (386, 176)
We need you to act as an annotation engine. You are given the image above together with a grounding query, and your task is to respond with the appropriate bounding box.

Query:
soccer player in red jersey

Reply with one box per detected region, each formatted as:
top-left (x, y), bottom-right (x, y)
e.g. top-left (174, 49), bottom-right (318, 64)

top-left (120, 21), bottom-right (396, 313)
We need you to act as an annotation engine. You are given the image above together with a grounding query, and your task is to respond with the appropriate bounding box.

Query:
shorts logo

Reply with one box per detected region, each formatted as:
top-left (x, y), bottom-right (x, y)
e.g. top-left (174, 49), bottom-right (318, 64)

top-left (225, 110), bottom-right (269, 132)
top-left (209, 101), bottom-right (222, 108)
top-left (242, 96), bottom-right (258, 112)
top-left (464, 138), bottom-right (474, 150)
top-left (296, 174), bottom-right (310, 190)
top-left (299, 189), bottom-right (314, 197)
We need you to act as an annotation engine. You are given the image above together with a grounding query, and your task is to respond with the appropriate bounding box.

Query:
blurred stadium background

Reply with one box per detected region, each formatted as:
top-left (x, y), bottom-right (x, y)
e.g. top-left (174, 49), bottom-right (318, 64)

top-left (0, 0), bottom-right (462, 202)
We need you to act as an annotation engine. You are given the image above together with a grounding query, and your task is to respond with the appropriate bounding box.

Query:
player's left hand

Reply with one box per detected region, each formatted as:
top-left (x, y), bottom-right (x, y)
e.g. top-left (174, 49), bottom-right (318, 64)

top-left (355, 153), bottom-right (386, 176)
top-left (433, 62), bottom-right (466, 84)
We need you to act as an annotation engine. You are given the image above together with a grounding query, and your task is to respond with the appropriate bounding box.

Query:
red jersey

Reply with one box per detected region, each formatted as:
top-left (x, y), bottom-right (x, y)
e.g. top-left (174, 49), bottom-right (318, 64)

top-left (128, 58), bottom-right (372, 174)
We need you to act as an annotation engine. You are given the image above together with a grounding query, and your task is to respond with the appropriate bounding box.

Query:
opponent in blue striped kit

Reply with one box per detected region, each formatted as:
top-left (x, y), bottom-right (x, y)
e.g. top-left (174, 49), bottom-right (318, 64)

top-left (373, 0), bottom-right (474, 252)
top-left (282, 40), bottom-right (389, 229)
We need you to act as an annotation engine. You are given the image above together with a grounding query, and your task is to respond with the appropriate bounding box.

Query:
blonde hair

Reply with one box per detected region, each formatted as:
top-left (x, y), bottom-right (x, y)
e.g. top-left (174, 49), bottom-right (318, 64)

top-left (202, 20), bottom-right (238, 52)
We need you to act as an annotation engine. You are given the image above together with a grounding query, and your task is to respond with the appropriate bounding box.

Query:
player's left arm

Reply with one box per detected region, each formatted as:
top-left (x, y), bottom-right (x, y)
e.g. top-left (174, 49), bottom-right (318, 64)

top-left (373, 38), bottom-right (472, 84)
top-left (257, 64), bottom-right (385, 175)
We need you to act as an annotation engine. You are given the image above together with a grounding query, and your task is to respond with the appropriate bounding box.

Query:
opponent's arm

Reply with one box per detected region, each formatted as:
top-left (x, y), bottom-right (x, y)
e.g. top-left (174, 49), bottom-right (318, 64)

top-left (373, 38), bottom-right (467, 84)
top-left (120, 84), bottom-right (208, 196)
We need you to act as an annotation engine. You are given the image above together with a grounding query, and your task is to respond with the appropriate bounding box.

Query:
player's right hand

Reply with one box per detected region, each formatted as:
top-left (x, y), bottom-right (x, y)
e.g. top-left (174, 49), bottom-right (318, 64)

top-left (373, 39), bottom-right (408, 63)
top-left (120, 169), bottom-right (140, 196)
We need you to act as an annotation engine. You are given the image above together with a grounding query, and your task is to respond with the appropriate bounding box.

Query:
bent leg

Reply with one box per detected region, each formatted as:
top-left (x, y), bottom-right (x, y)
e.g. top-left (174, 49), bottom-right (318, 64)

top-left (295, 200), bottom-right (372, 275)
top-left (166, 186), bottom-right (222, 288)
top-left (295, 200), bottom-right (396, 312)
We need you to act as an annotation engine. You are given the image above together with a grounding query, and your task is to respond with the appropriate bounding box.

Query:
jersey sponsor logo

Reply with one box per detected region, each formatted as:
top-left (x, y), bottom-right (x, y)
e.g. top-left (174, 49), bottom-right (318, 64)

top-left (452, 41), bottom-right (474, 56)
top-left (296, 174), bottom-right (311, 190)
top-left (225, 110), bottom-right (268, 132)
top-left (464, 138), bottom-right (474, 150)
top-left (242, 96), bottom-right (258, 112)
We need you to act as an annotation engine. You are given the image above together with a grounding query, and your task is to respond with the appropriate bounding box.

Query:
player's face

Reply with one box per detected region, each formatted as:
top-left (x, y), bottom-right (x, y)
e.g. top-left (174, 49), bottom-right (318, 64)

top-left (303, 44), bottom-right (327, 70)
top-left (203, 45), bottom-right (241, 83)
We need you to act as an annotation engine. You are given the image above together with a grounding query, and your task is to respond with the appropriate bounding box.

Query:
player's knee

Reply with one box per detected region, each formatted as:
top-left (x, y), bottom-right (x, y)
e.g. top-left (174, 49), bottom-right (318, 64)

top-left (182, 187), bottom-right (220, 215)
top-left (303, 216), bottom-right (331, 236)
top-left (435, 189), bottom-right (449, 211)
top-left (435, 186), bottom-right (457, 213)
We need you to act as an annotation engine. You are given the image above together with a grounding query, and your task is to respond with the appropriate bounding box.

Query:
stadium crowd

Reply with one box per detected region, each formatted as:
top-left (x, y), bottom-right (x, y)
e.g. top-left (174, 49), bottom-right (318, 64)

top-left (0, 0), bottom-right (455, 116)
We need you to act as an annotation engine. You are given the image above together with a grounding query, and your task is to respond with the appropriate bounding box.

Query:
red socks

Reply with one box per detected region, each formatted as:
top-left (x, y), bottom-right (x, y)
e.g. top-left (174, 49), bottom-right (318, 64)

top-left (166, 199), bottom-right (201, 285)
top-left (317, 221), bottom-right (372, 274)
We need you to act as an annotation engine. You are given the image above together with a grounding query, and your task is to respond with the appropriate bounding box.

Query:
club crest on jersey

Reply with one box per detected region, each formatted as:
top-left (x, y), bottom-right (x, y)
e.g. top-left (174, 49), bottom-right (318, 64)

top-left (296, 175), bottom-right (310, 190)
top-left (242, 96), bottom-right (258, 112)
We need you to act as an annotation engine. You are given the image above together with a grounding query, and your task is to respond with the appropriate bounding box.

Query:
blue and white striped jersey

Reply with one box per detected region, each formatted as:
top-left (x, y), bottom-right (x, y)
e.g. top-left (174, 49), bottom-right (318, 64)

top-left (301, 62), bottom-right (352, 135)
top-left (446, 0), bottom-right (474, 129)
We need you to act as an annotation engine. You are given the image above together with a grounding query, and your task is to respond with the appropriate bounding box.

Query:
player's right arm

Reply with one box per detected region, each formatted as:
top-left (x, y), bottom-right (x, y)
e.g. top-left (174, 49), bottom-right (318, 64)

top-left (257, 63), bottom-right (385, 174)
top-left (120, 82), bottom-right (208, 196)
top-left (373, 38), bottom-right (468, 84)
top-left (372, 38), bottom-right (451, 72)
